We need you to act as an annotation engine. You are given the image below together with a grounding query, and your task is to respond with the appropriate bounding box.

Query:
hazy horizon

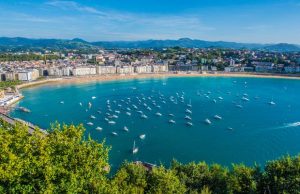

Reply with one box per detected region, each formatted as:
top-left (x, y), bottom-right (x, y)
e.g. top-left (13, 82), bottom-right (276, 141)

top-left (0, 0), bottom-right (300, 44)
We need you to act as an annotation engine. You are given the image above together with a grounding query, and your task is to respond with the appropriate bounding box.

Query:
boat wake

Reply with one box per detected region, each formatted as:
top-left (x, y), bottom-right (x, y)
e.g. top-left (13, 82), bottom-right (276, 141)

top-left (276, 122), bottom-right (300, 129)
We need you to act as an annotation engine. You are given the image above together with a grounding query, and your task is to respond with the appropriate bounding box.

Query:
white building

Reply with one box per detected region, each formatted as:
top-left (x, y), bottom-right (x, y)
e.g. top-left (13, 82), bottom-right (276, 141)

top-left (48, 67), bottom-right (63, 77)
top-left (116, 66), bottom-right (134, 74)
top-left (135, 65), bottom-right (152, 74)
top-left (72, 67), bottom-right (96, 76)
top-left (230, 59), bottom-right (235, 66)
top-left (253, 62), bottom-right (274, 72)
top-left (62, 67), bottom-right (72, 76)
top-left (96, 66), bottom-right (116, 75)
top-left (151, 64), bottom-right (168, 73)
top-left (211, 66), bottom-right (217, 71)
top-left (201, 65), bottom-right (209, 71)
top-left (151, 65), bottom-right (160, 73)
top-left (4, 72), bottom-right (17, 81)
top-left (284, 66), bottom-right (300, 73)
top-left (18, 69), bottom-right (39, 81)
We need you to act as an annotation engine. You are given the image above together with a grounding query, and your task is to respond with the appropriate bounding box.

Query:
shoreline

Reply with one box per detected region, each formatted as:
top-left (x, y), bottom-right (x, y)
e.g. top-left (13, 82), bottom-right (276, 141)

top-left (17, 72), bottom-right (300, 89)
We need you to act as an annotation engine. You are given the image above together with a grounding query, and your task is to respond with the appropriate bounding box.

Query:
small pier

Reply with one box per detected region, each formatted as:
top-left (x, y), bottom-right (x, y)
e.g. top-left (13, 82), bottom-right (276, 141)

top-left (0, 112), bottom-right (46, 134)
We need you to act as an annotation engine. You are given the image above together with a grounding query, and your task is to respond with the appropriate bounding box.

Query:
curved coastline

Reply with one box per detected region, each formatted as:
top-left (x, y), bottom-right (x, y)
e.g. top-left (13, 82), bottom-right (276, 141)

top-left (16, 72), bottom-right (300, 90)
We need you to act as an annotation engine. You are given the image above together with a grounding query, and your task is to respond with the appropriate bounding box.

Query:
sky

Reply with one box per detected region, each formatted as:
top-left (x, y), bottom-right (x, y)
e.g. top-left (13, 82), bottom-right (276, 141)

top-left (0, 0), bottom-right (299, 44)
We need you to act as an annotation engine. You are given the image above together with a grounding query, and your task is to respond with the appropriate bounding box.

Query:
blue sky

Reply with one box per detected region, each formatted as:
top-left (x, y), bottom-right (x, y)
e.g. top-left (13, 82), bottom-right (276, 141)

top-left (0, 0), bottom-right (299, 43)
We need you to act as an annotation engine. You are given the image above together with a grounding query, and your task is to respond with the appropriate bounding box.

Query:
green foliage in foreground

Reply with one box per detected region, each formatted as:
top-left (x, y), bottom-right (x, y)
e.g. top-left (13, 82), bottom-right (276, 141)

top-left (0, 120), bottom-right (300, 194)
top-left (0, 54), bottom-right (60, 62)
top-left (0, 80), bottom-right (21, 90)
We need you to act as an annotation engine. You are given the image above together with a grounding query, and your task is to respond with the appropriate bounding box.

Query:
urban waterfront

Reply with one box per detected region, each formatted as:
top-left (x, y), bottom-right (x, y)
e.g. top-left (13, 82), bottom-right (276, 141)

top-left (10, 76), bottom-right (300, 170)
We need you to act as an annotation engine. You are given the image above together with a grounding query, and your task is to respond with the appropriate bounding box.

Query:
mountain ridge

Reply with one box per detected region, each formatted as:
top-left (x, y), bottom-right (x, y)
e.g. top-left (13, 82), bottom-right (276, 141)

top-left (0, 37), bottom-right (299, 52)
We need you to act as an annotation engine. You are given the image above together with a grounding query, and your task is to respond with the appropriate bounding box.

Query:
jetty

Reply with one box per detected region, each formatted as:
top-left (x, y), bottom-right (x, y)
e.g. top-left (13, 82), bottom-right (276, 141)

top-left (133, 161), bottom-right (156, 171)
top-left (0, 112), bottom-right (46, 134)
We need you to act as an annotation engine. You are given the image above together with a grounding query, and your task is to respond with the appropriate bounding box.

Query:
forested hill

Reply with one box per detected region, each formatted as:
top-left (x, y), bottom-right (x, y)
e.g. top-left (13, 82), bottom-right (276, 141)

top-left (1, 37), bottom-right (300, 52)
top-left (0, 119), bottom-right (299, 193)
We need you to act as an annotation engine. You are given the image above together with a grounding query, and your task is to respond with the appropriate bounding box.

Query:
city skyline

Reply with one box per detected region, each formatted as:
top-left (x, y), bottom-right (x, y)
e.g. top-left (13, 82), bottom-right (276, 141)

top-left (0, 0), bottom-right (299, 44)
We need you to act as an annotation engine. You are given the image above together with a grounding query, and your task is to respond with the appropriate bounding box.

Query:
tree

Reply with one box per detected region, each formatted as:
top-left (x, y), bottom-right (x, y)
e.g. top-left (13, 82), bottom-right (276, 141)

top-left (1, 119), bottom-right (300, 193)
top-left (147, 166), bottom-right (186, 194)
top-left (171, 160), bottom-right (230, 193)
top-left (262, 155), bottom-right (300, 194)
top-left (0, 121), bottom-right (110, 193)
top-left (228, 164), bottom-right (258, 193)
top-left (111, 162), bottom-right (148, 193)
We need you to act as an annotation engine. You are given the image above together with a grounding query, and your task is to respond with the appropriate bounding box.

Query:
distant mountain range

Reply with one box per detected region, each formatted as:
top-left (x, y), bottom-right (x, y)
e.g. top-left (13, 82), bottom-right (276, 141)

top-left (0, 37), bottom-right (300, 52)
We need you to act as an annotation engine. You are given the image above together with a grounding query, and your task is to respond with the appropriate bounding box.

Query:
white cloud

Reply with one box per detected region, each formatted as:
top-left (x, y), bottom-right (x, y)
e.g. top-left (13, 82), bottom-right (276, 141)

top-left (44, 1), bottom-right (215, 40)
top-left (46, 1), bottom-right (108, 16)
top-left (243, 25), bottom-right (270, 31)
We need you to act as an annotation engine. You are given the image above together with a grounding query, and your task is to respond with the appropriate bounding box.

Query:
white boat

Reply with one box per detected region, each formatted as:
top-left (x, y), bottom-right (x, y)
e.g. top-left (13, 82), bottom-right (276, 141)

top-left (155, 112), bottom-right (162, 116)
top-left (112, 132), bottom-right (118, 136)
top-left (214, 115), bottom-right (222, 120)
top-left (169, 113), bottom-right (174, 117)
top-left (269, 101), bottom-right (276, 105)
top-left (169, 119), bottom-right (176, 124)
top-left (141, 114), bottom-right (148, 119)
top-left (204, 119), bottom-right (211, 125)
top-left (218, 97), bottom-right (223, 100)
top-left (92, 96), bottom-right (96, 99)
top-left (147, 107), bottom-right (152, 111)
top-left (126, 112), bottom-right (131, 116)
top-left (242, 97), bottom-right (250, 101)
top-left (79, 102), bottom-right (82, 106)
top-left (186, 122), bottom-right (193, 126)
top-left (139, 134), bottom-right (146, 140)
top-left (185, 109), bottom-right (192, 114)
top-left (108, 121), bottom-right (116, 125)
top-left (213, 99), bottom-right (217, 103)
top-left (88, 102), bottom-right (92, 109)
top-left (90, 115), bottom-right (96, 119)
top-left (112, 115), bottom-right (118, 118)
top-left (96, 127), bottom-right (102, 131)
top-left (123, 126), bottom-right (129, 132)
top-left (87, 122), bottom-right (93, 126)
top-left (115, 110), bottom-right (120, 114)
top-left (236, 104), bottom-right (243, 109)
top-left (187, 99), bottom-right (192, 107)
top-left (227, 127), bottom-right (234, 131)
top-left (18, 107), bottom-right (31, 113)
top-left (97, 110), bottom-right (101, 114)
top-left (60, 101), bottom-right (64, 104)
top-left (184, 115), bottom-right (192, 120)
top-left (132, 141), bottom-right (139, 154)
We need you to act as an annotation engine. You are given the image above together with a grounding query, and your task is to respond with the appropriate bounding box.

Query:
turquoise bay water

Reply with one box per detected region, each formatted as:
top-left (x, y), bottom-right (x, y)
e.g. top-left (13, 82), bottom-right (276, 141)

top-left (10, 77), bottom-right (300, 170)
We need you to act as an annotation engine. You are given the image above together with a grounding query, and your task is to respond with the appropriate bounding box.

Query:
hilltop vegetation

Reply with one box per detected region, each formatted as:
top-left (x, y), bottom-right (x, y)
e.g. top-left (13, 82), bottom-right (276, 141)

top-left (0, 80), bottom-right (21, 90)
top-left (0, 53), bottom-right (60, 62)
top-left (0, 120), bottom-right (299, 193)
top-left (1, 37), bottom-right (300, 52)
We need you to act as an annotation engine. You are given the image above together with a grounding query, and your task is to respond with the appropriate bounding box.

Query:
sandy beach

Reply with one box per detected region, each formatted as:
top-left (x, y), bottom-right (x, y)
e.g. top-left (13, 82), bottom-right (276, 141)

top-left (17, 72), bottom-right (300, 89)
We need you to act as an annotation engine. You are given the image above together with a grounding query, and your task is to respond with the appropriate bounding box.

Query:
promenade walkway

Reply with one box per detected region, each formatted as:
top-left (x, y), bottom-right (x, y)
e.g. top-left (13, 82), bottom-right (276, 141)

top-left (0, 113), bottom-right (46, 134)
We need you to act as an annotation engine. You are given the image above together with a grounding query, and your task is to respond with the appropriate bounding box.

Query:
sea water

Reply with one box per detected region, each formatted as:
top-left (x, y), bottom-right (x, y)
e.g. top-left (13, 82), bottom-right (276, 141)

top-left (10, 77), bottom-right (300, 171)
